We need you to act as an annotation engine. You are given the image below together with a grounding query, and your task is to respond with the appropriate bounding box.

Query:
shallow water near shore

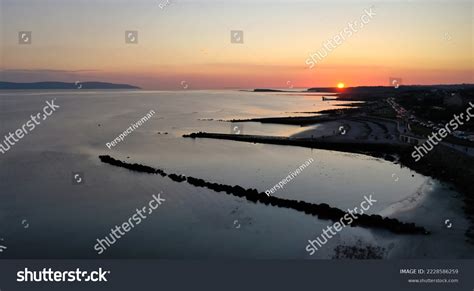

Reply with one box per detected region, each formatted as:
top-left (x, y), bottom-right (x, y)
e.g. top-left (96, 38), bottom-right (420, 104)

top-left (0, 90), bottom-right (472, 259)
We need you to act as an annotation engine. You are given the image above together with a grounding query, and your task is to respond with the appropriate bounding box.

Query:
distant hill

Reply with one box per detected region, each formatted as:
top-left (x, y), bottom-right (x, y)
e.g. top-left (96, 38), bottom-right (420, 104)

top-left (306, 84), bottom-right (474, 101)
top-left (0, 81), bottom-right (141, 90)
top-left (307, 84), bottom-right (474, 93)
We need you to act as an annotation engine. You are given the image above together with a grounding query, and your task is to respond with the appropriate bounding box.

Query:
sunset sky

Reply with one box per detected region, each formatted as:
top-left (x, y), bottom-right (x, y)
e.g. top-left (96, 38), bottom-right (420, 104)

top-left (1, 0), bottom-right (472, 89)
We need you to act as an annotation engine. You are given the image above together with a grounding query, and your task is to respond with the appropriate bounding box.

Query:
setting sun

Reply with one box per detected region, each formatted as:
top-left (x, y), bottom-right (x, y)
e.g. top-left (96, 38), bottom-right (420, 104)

top-left (337, 82), bottom-right (345, 89)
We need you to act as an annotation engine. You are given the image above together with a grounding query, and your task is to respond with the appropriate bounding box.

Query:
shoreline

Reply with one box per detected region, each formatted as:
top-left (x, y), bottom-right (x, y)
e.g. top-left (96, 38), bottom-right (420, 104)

top-left (182, 130), bottom-right (474, 242)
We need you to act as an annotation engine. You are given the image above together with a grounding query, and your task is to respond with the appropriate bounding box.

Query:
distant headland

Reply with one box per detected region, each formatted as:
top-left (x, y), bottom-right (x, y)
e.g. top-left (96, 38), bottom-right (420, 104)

top-left (0, 81), bottom-right (141, 90)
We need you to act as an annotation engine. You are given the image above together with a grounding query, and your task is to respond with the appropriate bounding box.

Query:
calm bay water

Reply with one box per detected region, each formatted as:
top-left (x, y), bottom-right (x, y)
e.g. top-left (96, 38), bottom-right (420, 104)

top-left (0, 90), bottom-right (471, 259)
